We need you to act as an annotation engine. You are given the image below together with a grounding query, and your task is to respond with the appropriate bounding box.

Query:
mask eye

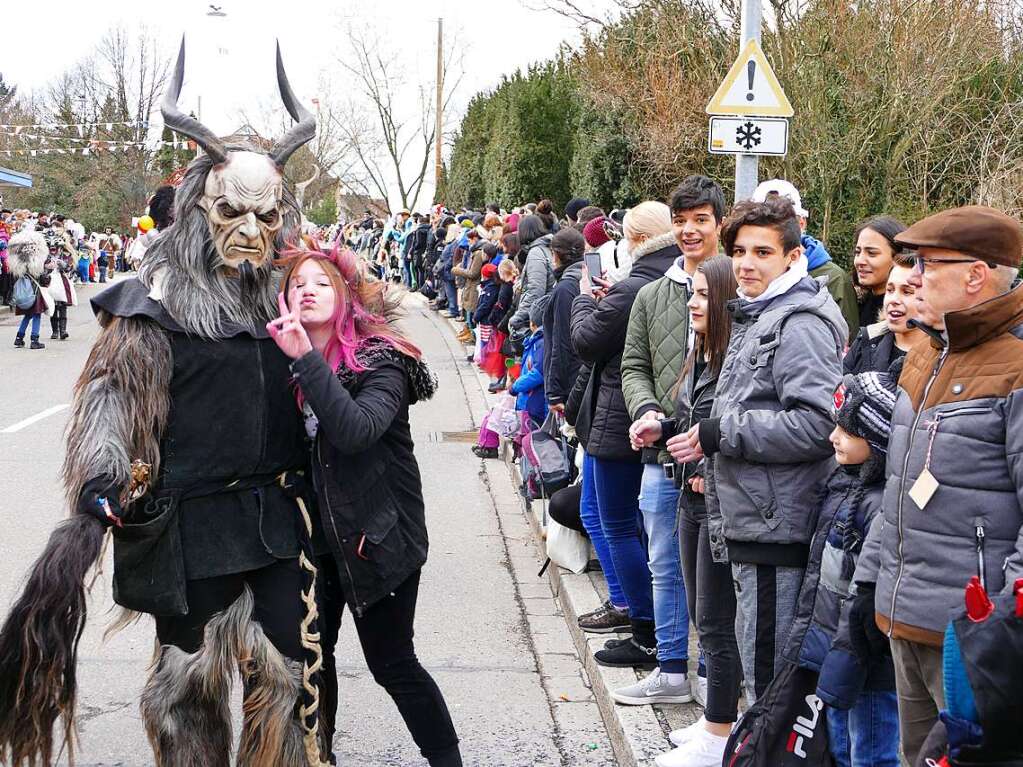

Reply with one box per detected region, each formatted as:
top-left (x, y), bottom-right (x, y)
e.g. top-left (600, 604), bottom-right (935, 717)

top-left (258, 210), bottom-right (279, 225)
top-left (218, 202), bottom-right (238, 218)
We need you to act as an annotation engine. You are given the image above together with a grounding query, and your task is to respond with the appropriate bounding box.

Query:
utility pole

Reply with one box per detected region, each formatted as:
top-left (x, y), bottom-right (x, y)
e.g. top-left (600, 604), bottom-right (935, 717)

top-left (434, 18), bottom-right (444, 202)
top-left (734, 0), bottom-right (762, 202)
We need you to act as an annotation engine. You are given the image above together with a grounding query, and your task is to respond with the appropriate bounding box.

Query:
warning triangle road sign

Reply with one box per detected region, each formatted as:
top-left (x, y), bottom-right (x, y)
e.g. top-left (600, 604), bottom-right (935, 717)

top-left (706, 39), bottom-right (794, 117)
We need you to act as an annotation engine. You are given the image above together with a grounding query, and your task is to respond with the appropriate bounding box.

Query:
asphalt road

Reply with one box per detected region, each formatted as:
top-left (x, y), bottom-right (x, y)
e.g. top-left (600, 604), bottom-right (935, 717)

top-left (0, 279), bottom-right (611, 767)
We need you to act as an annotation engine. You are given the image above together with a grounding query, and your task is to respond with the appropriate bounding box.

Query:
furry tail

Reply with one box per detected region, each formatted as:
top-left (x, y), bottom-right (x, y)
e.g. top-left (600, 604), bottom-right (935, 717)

top-left (0, 514), bottom-right (107, 767)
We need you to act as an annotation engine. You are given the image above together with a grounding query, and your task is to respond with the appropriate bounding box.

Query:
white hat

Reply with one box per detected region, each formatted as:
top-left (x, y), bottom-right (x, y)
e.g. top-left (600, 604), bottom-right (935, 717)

top-left (751, 179), bottom-right (808, 218)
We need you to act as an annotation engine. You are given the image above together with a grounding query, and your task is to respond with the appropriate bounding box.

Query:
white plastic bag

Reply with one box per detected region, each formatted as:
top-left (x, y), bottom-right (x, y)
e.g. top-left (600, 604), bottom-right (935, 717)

top-left (546, 518), bottom-right (589, 574)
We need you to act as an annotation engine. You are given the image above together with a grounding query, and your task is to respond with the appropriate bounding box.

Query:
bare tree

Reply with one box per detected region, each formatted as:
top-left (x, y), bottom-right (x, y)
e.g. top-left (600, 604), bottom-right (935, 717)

top-left (329, 21), bottom-right (465, 213)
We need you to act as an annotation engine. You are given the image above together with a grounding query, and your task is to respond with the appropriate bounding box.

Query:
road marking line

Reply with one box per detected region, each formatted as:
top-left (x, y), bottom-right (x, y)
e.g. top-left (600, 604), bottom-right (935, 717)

top-left (1, 404), bottom-right (70, 434)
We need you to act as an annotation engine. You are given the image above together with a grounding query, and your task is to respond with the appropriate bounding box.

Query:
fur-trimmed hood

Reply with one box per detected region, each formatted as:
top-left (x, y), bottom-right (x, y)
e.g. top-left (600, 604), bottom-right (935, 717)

top-left (336, 340), bottom-right (438, 405)
top-left (629, 231), bottom-right (677, 262)
top-left (8, 230), bottom-right (47, 280)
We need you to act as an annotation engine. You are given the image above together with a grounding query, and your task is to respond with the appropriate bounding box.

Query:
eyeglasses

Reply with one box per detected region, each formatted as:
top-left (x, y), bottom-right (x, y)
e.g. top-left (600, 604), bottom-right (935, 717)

top-left (909, 252), bottom-right (980, 274)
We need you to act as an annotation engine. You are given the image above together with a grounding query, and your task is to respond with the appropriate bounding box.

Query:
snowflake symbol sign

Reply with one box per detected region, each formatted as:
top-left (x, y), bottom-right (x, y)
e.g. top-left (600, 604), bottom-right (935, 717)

top-left (736, 121), bottom-right (762, 151)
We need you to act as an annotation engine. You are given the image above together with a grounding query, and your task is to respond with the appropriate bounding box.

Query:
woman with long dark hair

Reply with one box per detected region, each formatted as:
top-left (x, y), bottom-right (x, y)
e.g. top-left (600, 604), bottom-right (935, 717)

top-left (852, 216), bottom-right (905, 329)
top-left (267, 242), bottom-right (461, 767)
top-left (630, 255), bottom-right (742, 767)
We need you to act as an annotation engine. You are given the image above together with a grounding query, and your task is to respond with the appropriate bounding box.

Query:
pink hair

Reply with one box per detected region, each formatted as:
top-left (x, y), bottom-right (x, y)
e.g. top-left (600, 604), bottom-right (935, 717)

top-left (278, 240), bottom-right (421, 381)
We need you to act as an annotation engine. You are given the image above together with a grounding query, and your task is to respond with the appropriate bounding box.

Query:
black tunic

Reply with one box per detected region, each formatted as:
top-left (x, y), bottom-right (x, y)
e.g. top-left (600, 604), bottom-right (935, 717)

top-left (92, 279), bottom-right (309, 583)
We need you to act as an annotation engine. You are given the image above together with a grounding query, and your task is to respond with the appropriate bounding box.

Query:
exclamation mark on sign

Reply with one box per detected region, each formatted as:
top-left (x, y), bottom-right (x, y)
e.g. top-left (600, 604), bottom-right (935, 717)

top-left (746, 60), bottom-right (756, 101)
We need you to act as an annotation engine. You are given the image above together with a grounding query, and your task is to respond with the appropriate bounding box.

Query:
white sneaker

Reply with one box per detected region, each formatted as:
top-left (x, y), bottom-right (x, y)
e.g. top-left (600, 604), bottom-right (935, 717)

top-left (668, 716), bottom-right (705, 747)
top-left (692, 673), bottom-right (707, 709)
top-left (655, 727), bottom-right (730, 767)
top-left (611, 668), bottom-right (693, 705)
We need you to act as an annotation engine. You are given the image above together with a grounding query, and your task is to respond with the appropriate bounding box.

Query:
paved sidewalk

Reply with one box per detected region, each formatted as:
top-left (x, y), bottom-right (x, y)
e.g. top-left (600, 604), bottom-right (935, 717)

top-left (430, 300), bottom-right (704, 767)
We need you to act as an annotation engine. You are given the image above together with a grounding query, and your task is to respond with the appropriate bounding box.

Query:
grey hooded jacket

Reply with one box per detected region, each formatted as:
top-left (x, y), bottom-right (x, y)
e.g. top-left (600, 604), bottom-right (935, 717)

top-left (701, 276), bottom-right (847, 565)
top-left (509, 235), bottom-right (553, 337)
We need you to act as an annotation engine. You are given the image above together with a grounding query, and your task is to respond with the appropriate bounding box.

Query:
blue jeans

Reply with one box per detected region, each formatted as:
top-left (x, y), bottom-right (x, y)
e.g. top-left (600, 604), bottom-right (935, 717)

top-left (638, 463), bottom-right (689, 667)
top-left (16, 313), bottom-right (41, 339)
top-left (591, 456), bottom-right (652, 623)
top-left (826, 691), bottom-right (900, 767)
top-left (443, 278), bottom-right (458, 316)
top-left (580, 453), bottom-right (626, 608)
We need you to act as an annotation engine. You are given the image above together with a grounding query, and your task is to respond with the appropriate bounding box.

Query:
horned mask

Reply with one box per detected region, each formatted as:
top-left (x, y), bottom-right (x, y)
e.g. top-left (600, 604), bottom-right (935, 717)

top-left (161, 38), bottom-right (315, 272)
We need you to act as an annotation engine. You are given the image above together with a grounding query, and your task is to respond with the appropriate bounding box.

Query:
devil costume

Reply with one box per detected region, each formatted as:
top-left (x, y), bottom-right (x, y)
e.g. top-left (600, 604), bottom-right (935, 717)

top-left (0, 40), bottom-right (331, 767)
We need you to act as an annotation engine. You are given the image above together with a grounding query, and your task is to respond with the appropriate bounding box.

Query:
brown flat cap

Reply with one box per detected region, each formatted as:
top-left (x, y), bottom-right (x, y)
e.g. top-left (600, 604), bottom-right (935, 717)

top-left (895, 205), bottom-right (1023, 268)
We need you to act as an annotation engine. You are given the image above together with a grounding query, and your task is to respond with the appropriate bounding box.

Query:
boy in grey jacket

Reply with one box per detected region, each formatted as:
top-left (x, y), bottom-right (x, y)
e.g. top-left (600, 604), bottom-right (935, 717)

top-left (672, 197), bottom-right (847, 703)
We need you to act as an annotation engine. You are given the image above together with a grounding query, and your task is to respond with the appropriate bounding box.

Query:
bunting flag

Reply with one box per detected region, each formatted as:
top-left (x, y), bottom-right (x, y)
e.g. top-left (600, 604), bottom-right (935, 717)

top-left (0, 120), bottom-right (148, 131)
top-left (0, 141), bottom-right (187, 156)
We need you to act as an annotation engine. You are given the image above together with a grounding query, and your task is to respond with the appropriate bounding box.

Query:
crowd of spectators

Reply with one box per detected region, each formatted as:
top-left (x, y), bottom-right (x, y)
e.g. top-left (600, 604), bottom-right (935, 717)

top-left (349, 181), bottom-right (1023, 767)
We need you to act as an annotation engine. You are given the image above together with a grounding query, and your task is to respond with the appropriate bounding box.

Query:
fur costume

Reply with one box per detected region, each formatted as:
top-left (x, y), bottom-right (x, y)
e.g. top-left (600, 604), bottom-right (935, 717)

top-left (7, 230), bottom-right (47, 280)
top-left (0, 38), bottom-right (329, 767)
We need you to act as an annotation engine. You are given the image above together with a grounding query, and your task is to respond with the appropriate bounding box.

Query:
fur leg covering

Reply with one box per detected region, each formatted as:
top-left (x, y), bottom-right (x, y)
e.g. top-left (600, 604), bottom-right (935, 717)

top-left (139, 588), bottom-right (252, 767)
top-left (140, 587), bottom-right (320, 767)
top-left (236, 617), bottom-right (309, 767)
top-left (0, 514), bottom-right (107, 767)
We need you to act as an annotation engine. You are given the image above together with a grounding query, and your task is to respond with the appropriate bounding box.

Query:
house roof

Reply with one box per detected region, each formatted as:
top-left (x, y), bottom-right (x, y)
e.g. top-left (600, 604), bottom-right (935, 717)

top-left (0, 166), bottom-right (31, 188)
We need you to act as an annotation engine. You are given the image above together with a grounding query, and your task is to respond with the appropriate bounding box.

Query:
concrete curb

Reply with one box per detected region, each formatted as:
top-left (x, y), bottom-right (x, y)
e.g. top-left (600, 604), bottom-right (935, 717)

top-left (428, 303), bottom-right (701, 767)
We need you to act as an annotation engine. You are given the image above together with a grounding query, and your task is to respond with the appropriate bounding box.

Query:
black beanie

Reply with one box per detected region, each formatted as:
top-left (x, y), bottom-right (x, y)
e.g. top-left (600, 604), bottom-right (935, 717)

top-left (551, 227), bottom-right (585, 263)
top-left (564, 197), bottom-right (591, 223)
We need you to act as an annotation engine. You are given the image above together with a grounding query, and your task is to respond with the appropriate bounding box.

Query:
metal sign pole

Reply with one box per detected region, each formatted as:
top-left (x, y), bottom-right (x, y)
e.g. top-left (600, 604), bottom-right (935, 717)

top-left (734, 0), bottom-right (763, 202)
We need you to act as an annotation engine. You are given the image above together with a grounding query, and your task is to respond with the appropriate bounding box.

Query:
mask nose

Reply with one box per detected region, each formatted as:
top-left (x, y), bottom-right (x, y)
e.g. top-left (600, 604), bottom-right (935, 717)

top-left (239, 212), bottom-right (259, 239)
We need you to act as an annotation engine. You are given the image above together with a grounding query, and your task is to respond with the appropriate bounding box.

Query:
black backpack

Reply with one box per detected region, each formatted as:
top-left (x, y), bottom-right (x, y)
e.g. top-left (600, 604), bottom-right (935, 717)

top-left (723, 662), bottom-right (835, 767)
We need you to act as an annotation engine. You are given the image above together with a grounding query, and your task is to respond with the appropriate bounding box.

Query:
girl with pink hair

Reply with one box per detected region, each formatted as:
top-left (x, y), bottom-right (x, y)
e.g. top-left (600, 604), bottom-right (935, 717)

top-left (267, 242), bottom-right (462, 766)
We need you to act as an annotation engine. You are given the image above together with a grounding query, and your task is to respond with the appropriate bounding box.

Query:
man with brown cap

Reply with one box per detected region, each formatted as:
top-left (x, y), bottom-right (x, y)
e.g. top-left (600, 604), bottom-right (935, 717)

top-left (863, 204), bottom-right (1023, 762)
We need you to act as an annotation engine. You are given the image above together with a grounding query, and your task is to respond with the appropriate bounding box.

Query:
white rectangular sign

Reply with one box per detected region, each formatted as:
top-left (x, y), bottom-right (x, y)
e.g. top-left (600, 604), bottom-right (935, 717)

top-left (708, 117), bottom-right (789, 156)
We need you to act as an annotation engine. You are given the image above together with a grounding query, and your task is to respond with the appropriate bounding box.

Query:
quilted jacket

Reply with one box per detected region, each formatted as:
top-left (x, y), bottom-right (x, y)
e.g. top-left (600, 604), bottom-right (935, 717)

top-left (621, 252), bottom-right (692, 465)
top-left (872, 283), bottom-right (1023, 646)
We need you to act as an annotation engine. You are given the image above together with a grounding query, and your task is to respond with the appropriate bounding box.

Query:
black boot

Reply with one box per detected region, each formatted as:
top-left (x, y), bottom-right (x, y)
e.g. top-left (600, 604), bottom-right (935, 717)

top-left (59, 316), bottom-right (69, 340)
top-left (594, 618), bottom-right (657, 668)
top-left (14, 335), bottom-right (25, 348)
top-left (50, 316), bottom-right (59, 339)
top-left (30, 335), bottom-right (45, 350)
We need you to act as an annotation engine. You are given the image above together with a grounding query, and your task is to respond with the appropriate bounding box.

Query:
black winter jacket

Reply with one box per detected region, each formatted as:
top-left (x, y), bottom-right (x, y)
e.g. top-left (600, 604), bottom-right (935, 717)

top-left (488, 281), bottom-right (514, 328)
top-left (542, 260), bottom-right (583, 408)
top-left (570, 239), bottom-right (679, 461)
top-left (842, 322), bottom-right (906, 375)
top-left (291, 344), bottom-right (437, 616)
top-left (659, 357), bottom-right (719, 526)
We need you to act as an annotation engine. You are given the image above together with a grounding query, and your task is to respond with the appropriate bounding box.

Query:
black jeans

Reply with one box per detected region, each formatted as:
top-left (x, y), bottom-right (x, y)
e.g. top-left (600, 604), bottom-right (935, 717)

top-left (679, 503), bottom-right (742, 724)
top-left (318, 559), bottom-right (462, 767)
top-left (155, 557), bottom-right (306, 659)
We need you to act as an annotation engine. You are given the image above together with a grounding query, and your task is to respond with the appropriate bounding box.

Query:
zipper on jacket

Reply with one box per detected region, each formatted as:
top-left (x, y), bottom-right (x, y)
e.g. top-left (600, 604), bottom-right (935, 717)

top-left (889, 346), bottom-right (949, 636)
top-left (318, 437), bottom-right (365, 616)
top-left (975, 524), bottom-right (987, 591)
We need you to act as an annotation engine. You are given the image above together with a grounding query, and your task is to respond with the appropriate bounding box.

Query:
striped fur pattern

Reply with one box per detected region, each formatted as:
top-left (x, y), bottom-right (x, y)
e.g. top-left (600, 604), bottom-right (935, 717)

top-left (141, 588), bottom-right (312, 767)
top-left (0, 315), bottom-right (172, 766)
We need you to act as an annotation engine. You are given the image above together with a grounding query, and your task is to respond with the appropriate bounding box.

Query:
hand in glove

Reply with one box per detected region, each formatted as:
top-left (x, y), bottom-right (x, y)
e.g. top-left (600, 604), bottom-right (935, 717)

top-left (76, 476), bottom-right (125, 527)
top-left (848, 582), bottom-right (890, 661)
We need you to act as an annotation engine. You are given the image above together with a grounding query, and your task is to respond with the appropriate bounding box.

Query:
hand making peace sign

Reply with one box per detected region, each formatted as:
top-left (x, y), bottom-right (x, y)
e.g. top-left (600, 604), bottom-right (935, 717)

top-left (266, 292), bottom-right (314, 360)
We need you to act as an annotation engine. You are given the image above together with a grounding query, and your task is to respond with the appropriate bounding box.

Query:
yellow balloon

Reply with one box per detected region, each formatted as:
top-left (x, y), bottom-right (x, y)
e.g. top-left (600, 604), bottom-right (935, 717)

top-left (138, 215), bottom-right (155, 232)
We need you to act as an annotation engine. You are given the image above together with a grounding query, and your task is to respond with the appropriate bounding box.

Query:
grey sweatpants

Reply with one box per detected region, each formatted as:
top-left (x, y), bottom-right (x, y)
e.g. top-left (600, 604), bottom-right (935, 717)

top-left (731, 562), bottom-right (804, 705)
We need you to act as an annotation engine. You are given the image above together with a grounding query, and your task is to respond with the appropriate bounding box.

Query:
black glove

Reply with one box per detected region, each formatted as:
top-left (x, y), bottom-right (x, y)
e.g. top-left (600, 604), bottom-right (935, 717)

top-left (848, 582), bottom-right (890, 661)
top-left (76, 476), bottom-right (125, 527)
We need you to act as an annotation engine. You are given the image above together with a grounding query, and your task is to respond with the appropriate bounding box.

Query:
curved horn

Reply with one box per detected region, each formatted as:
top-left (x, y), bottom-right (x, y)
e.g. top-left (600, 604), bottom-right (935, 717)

top-left (269, 41), bottom-right (316, 168)
top-left (161, 37), bottom-right (227, 164)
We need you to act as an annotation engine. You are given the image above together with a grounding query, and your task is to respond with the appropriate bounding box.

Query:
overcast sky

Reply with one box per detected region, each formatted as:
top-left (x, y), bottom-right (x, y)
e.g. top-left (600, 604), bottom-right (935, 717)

top-left (3, 0), bottom-right (619, 209)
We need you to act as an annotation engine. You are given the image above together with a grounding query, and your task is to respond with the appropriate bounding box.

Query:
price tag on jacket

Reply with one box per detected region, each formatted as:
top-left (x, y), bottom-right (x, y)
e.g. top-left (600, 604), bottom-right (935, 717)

top-left (909, 468), bottom-right (939, 509)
